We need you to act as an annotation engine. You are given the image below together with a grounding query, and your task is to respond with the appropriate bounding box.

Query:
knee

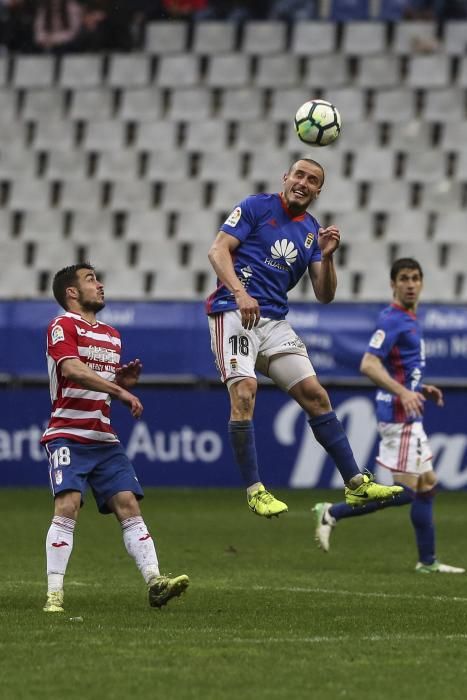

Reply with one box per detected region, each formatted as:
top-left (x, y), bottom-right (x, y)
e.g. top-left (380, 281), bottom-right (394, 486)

top-left (54, 492), bottom-right (80, 520)
top-left (418, 470), bottom-right (437, 493)
top-left (302, 384), bottom-right (331, 416)
top-left (230, 378), bottom-right (257, 420)
top-left (109, 491), bottom-right (141, 521)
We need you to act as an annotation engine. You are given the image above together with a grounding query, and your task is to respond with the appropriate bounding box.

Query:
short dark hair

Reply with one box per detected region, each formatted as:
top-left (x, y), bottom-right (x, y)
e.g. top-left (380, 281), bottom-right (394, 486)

top-left (390, 257), bottom-right (423, 281)
top-left (52, 263), bottom-right (95, 310)
top-left (288, 158), bottom-right (325, 186)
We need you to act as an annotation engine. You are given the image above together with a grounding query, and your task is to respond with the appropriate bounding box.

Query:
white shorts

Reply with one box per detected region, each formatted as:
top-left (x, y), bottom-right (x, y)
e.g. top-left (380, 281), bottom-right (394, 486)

top-left (208, 310), bottom-right (315, 389)
top-left (376, 421), bottom-right (433, 475)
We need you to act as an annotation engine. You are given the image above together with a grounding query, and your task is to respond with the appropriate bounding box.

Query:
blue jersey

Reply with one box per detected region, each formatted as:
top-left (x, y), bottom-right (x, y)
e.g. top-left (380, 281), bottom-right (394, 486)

top-left (366, 303), bottom-right (425, 423)
top-left (206, 193), bottom-right (322, 319)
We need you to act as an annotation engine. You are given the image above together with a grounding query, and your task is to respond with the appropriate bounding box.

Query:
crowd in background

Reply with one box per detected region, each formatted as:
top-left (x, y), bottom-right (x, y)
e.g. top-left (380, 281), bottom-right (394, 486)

top-left (0, 0), bottom-right (466, 54)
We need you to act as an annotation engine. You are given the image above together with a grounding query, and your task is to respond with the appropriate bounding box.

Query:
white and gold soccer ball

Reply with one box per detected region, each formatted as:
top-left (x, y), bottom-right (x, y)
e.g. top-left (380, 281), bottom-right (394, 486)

top-left (294, 99), bottom-right (341, 147)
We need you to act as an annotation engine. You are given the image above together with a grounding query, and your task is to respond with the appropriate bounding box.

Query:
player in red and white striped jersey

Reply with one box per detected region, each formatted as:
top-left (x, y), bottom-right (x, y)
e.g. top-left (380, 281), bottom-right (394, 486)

top-left (41, 263), bottom-right (189, 613)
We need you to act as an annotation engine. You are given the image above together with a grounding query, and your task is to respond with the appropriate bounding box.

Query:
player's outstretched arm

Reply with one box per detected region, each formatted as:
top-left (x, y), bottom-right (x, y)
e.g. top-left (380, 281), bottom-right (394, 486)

top-left (61, 358), bottom-right (143, 418)
top-left (360, 352), bottom-right (425, 418)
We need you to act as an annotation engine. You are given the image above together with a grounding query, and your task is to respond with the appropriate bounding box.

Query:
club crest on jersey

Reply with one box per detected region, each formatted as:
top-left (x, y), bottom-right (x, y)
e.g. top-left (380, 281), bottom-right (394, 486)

top-left (55, 469), bottom-right (63, 485)
top-left (51, 324), bottom-right (65, 345)
top-left (224, 207), bottom-right (241, 227)
top-left (305, 232), bottom-right (314, 248)
top-left (369, 329), bottom-right (385, 349)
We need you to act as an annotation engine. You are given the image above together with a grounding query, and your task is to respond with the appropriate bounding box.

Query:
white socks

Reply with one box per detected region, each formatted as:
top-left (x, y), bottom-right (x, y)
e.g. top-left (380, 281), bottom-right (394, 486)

top-left (121, 516), bottom-right (160, 583)
top-left (46, 516), bottom-right (76, 592)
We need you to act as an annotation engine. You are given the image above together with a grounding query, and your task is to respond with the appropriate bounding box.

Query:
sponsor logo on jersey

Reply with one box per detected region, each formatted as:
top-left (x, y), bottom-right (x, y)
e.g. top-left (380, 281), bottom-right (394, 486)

top-left (369, 329), bottom-right (385, 349)
top-left (305, 232), bottom-right (314, 248)
top-left (230, 358), bottom-right (238, 370)
top-left (271, 239), bottom-right (298, 266)
top-left (241, 265), bottom-right (253, 279)
top-left (51, 324), bottom-right (65, 345)
top-left (224, 207), bottom-right (241, 227)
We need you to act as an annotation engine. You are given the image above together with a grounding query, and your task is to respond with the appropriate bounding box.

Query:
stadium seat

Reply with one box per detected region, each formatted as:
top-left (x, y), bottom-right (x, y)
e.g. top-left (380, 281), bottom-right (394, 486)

top-left (6, 179), bottom-right (51, 211)
top-left (167, 88), bottom-right (214, 120)
top-left (183, 120), bottom-right (230, 152)
top-left (235, 121), bottom-right (280, 150)
top-left (197, 151), bottom-right (243, 181)
top-left (59, 56), bottom-right (104, 88)
top-left (149, 267), bottom-right (196, 300)
top-left (107, 181), bottom-right (155, 211)
top-left (365, 181), bottom-right (412, 212)
top-left (320, 88), bottom-right (366, 122)
top-left (312, 179), bottom-right (359, 214)
top-left (0, 122), bottom-right (27, 150)
top-left (0, 88), bottom-right (16, 124)
top-left (241, 20), bottom-right (287, 55)
top-left (218, 88), bottom-right (265, 121)
top-left (144, 150), bottom-right (190, 181)
top-left (356, 56), bottom-right (401, 89)
top-left (107, 54), bottom-right (152, 88)
top-left (422, 88), bottom-right (465, 123)
top-left (383, 211), bottom-right (429, 242)
top-left (268, 88), bottom-right (310, 121)
top-left (0, 58), bottom-right (7, 87)
top-left (159, 181), bottom-right (207, 210)
top-left (118, 88), bottom-right (162, 122)
top-left (372, 89), bottom-right (417, 123)
top-left (192, 21), bottom-right (238, 54)
top-left (254, 55), bottom-right (299, 88)
top-left (21, 89), bottom-right (64, 121)
top-left (210, 180), bottom-right (256, 211)
top-left (68, 210), bottom-right (115, 241)
top-left (455, 56), bottom-right (467, 87)
top-left (99, 267), bottom-right (148, 300)
top-left (353, 267), bottom-right (392, 302)
top-left (134, 121), bottom-right (181, 151)
top-left (454, 151), bottom-right (467, 180)
top-left (248, 151), bottom-right (298, 181)
top-left (432, 211), bottom-right (467, 242)
top-left (391, 21), bottom-right (438, 55)
top-left (94, 151), bottom-right (140, 181)
top-left (406, 55), bottom-right (451, 89)
top-left (173, 210), bottom-right (221, 244)
top-left (386, 121), bottom-right (433, 150)
top-left (19, 210), bottom-right (65, 238)
top-left (303, 56), bottom-right (349, 90)
top-left (80, 238), bottom-right (128, 270)
top-left (330, 211), bottom-right (378, 240)
top-left (444, 21), bottom-right (467, 55)
top-left (156, 56), bottom-right (200, 88)
top-left (12, 56), bottom-right (55, 88)
top-left (68, 88), bottom-right (114, 121)
top-left (290, 21), bottom-right (336, 56)
top-left (351, 150), bottom-right (396, 181)
top-left (144, 21), bottom-right (188, 54)
top-left (32, 120), bottom-right (76, 151)
top-left (81, 121), bottom-right (127, 152)
top-left (125, 211), bottom-right (169, 240)
top-left (419, 181), bottom-right (463, 212)
top-left (445, 243), bottom-right (467, 274)
top-left (0, 150), bottom-right (35, 179)
top-left (0, 244), bottom-right (42, 298)
top-left (59, 180), bottom-right (104, 211)
top-left (439, 122), bottom-right (467, 150)
top-left (30, 238), bottom-right (76, 269)
top-left (341, 22), bottom-right (386, 56)
top-left (205, 54), bottom-right (252, 88)
top-left (403, 150), bottom-right (448, 183)
top-left (323, 120), bottom-right (380, 152)
top-left (45, 149), bottom-right (89, 181)
top-left (345, 240), bottom-right (390, 269)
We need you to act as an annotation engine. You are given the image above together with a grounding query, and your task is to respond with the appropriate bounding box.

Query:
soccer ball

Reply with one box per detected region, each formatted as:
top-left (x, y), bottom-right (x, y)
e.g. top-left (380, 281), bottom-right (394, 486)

top-left (294, 99), bottom-right (341, 147)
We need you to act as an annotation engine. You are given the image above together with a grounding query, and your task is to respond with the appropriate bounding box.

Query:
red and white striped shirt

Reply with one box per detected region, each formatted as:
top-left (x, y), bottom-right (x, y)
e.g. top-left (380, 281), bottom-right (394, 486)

top-left (41, 312), bottom-right (121, 444)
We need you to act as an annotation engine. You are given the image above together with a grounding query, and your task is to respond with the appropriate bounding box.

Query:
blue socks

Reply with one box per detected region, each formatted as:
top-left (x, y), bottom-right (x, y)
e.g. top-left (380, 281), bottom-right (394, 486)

top-left (228, 420), bottom-right (260, 487)
top-left (411, 488), bottom-right (436, 565)
top-left (329, 483), bottom-right (414, 520)
top-left (308, 411), bottom-right (360, 484)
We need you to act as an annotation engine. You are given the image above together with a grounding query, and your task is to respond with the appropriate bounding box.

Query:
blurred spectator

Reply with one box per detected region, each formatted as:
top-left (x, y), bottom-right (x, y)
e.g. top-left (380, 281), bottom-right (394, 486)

top-left (268, 0), bottom-right (318, 19)
top-left (34, 0), bottom-right (83, 53)
top-left (1, 0), bottom-right (36, 52)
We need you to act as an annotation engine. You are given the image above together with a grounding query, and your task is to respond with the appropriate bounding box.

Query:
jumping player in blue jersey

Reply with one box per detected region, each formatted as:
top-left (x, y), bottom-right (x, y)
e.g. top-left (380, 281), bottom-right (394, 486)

top-left (206, 157), bottom-right (402, 517)
top-left (313, 258), bottom-right (465, 573)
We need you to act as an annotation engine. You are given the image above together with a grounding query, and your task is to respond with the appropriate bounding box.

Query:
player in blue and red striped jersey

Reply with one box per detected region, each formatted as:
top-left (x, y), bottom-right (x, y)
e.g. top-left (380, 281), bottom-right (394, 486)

top-left (206, 157), bottom-right (403, 518)
top-left (313, 258), bottom-right (465, 573)
top-left (41, 263), bottom-right (189, 612)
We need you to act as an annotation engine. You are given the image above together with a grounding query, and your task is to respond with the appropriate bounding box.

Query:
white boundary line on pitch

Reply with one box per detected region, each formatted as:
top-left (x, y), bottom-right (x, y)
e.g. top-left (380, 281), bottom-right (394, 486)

top-left (232, 634), bottom-right (467, 644)
top-left (249, 585), bottom-right (467, 603)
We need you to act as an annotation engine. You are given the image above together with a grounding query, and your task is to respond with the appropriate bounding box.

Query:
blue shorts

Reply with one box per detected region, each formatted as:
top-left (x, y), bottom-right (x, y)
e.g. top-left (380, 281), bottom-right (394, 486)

top-left (44, 439), bottom-right (144, 514)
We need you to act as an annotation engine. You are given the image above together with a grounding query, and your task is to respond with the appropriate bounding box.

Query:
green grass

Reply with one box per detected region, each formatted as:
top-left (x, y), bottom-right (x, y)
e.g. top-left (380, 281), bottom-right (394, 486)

top-left (1, 488), bottom-right (467, 700)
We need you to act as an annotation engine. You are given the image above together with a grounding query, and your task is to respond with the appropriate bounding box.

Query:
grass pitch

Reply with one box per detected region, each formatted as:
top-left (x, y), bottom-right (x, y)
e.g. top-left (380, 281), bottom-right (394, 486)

top-left (1, 488), bottom-right (467, 700)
